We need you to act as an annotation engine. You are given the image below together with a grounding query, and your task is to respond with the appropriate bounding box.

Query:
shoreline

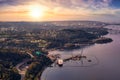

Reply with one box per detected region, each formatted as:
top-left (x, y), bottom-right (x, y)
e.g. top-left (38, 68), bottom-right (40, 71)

top-left (29, 27), bottom-right (113, 80)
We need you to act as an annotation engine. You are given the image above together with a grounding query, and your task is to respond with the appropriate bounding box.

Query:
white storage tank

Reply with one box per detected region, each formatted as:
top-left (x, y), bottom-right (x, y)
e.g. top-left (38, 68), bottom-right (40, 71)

top-left (57, 59), bottom-right (63, 67)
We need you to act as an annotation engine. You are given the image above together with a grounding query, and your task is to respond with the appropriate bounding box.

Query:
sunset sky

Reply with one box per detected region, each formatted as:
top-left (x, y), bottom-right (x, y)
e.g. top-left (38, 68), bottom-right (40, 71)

top-left (0, 0), bottom-right (120, 22)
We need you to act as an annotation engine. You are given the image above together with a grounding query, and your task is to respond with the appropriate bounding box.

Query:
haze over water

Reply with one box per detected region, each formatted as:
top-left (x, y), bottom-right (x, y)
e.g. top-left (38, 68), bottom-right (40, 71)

top-left (41, 25), bottom-right (120, 80)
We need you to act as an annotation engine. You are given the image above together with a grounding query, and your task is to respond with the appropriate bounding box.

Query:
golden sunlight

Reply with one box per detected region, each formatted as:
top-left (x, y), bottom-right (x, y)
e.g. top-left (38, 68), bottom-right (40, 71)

top-left (29, 5), bottom-right (44, 19)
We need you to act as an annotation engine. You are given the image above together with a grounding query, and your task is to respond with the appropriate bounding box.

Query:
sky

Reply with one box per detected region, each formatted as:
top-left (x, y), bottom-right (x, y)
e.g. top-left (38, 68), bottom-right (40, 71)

top-left (0, 0), bottom-right (120, 22)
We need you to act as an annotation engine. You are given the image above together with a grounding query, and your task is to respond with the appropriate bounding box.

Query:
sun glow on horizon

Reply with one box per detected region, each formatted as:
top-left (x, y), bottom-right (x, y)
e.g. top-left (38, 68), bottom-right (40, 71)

top-left (29, 5), bottom-right (44, 19)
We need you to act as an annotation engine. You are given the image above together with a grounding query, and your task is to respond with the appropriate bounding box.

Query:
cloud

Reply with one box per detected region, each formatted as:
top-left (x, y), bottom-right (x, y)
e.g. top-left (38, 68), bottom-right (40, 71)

top-left (35, 0), bottom-right (112, 9)
top-left (0, 0), bottom-right (113, 10)
top-left (0, 0), bottom-right (31, 7)
top-left (0, 0), bottom-right (20, 5)
top-left (1, 0), bottom-right (120, 22)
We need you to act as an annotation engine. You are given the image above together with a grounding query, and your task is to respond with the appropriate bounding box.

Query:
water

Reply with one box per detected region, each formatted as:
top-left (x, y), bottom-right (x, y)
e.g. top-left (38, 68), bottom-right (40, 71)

top-left (41, 25), bottom-right (120, 80)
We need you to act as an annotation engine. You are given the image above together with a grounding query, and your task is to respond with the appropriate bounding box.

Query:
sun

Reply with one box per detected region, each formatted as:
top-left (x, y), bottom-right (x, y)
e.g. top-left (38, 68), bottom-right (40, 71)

top-left (29, 5), bottom-right (44, 18)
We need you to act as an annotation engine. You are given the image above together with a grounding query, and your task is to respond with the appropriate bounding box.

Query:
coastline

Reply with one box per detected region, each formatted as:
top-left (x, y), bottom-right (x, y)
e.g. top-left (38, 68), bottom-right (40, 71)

top-left (25, 27), bottom-right (113, 80)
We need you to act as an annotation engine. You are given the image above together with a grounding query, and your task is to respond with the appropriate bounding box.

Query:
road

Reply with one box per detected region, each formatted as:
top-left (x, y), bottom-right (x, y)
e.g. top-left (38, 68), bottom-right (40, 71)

top-left (16, 52), bottom-right (34, 80)
top-left (16, 51), bottom-right (50, 80)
